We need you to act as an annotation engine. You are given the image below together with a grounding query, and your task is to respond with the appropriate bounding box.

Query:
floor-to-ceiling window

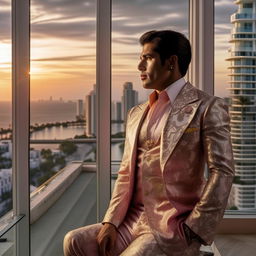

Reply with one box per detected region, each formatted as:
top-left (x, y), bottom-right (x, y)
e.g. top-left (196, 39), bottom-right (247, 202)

top-left (215, 0), bottom-right (256, 215)
top-left (29, 0), bottom-right (97, 255)
top-left (111, 0), bottom-right (189, 191)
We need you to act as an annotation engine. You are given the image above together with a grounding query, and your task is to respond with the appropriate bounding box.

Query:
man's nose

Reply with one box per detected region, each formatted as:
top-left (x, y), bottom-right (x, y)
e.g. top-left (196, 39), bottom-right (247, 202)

top-left (137, 60), bottom-right (146, 72)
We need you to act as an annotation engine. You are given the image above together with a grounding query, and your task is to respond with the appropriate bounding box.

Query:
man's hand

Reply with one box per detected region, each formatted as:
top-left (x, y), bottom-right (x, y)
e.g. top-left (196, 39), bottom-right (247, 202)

top-left (96, 223), bottom-right (117, 256)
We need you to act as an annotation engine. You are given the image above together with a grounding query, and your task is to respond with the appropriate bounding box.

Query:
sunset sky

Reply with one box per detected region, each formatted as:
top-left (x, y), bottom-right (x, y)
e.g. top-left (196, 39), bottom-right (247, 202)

top-left (0, 0), bottom-right (236, 102)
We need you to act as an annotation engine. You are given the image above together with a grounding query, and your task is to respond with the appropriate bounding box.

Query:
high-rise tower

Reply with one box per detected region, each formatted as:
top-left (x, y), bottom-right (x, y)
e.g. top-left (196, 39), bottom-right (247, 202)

top-left (122, 82), bottom-right (138, 122)
top-left (85, 84), bottom-right (96, 137)
top-left (76, 99), bottom-right (84, 121)
top-left (227, 0), bottom-right (256, 210)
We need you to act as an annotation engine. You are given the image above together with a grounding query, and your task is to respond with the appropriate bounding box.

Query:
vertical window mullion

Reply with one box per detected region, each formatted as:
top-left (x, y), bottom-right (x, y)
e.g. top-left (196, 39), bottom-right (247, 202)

top-left (12, 0), bottom-right (30, 255)
top-left (96, 0), bottom-right (112, 221)
top-left (189, 0), bottom-right (214, 95)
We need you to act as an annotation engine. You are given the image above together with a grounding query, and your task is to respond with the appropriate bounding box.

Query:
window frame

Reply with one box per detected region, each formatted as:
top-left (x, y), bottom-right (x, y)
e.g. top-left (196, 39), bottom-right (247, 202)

top-left (96, 0), bottom-right (112, 221)
top-left (2, 1), bottom-right (255, 256)
top-left (12, 0), bottom-right (30, 255)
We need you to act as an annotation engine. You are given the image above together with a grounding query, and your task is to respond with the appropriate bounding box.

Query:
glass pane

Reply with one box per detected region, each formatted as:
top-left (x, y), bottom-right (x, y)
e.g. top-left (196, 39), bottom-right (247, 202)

top-left (215, 0), bottom-right (256, 213)
top-left (0, 0), bottom-right (12, 220)
top-left (111, 0), bottom-right (189, 190)
top-left (0, 216), bottom-right (15, 256)
top-left (30, 0), bottom-right (97, 254)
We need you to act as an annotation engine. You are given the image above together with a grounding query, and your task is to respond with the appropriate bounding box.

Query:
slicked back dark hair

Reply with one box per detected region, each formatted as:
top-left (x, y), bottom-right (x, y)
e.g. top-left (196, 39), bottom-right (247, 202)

top-left (139, 30), bottom-right (191, 77)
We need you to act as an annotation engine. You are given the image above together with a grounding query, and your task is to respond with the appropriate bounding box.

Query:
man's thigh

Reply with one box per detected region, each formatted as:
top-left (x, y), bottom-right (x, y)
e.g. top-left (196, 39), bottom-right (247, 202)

top-left (120, 233), bottom-right (166, 256)
top-left (64, 223), bottom-right (130, 256)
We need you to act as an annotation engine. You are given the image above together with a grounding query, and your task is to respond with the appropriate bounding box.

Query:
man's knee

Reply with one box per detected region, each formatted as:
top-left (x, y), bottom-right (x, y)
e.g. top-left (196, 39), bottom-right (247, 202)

top-left (63, 230), bottom-right (79, 254)
top-left (63, 224), bottom-right (102, 256)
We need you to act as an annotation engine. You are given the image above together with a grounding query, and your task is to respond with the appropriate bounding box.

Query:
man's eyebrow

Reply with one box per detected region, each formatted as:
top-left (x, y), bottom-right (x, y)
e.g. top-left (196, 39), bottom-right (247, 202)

top-left (140, 53), bottom-right (154, 58)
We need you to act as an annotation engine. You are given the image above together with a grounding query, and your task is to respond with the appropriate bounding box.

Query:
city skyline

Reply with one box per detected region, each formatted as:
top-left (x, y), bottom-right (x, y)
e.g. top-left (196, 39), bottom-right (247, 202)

top-left (1, 0), bottom-right (236, 101)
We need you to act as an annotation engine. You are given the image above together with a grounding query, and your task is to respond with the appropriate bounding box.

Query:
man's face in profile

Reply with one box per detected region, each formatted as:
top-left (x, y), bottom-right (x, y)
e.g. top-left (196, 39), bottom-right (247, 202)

top-left (138, 42), bottom-right (170, 91)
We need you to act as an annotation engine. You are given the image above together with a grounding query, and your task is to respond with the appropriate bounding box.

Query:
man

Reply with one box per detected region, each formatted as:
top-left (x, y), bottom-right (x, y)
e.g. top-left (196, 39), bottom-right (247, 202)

top-left (64, 30), bottom-right (234, 256)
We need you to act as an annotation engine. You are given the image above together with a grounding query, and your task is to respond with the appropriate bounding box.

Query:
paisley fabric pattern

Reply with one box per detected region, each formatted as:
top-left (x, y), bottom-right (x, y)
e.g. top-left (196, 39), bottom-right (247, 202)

top-left (120, 234), bottom-right (166, 256)
top-left (103, 82), bottom-right (235, 255)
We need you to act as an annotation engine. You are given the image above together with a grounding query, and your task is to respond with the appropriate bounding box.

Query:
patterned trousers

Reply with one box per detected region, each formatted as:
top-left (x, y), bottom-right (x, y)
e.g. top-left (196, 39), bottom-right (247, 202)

top-left (63, 223), bottom-right (166, 256)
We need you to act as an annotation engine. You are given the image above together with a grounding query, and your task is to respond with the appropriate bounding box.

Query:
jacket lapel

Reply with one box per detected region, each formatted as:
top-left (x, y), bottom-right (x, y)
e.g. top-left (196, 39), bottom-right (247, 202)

top-left (160, 82), bottom-right (202, 171)
top-left (128, 102), bottom-right (149, 172)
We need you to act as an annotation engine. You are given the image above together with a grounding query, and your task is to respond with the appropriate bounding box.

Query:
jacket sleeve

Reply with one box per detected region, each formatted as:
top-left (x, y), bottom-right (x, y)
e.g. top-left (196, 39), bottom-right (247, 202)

top-left (184, 97), bottom-right (235, 245)
top-left (102, 109), bottom-right (133, 228)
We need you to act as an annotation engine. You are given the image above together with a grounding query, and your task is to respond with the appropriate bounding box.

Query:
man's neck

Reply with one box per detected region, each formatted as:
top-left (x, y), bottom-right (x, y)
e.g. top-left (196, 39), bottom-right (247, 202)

top-left (156, 76), bottom-right (183, 93)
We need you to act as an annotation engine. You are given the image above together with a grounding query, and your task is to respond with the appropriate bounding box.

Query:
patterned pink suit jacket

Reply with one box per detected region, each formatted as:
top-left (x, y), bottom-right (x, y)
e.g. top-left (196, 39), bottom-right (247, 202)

top-left (103, 82), bottom-right (235, 255)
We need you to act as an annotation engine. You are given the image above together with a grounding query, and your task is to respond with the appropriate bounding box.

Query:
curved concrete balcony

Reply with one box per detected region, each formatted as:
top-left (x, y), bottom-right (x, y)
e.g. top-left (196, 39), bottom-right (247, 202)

top-left (229, 81), bottom-right (256, 84)
top-left (228, 51), bottom-right (256, 58)
top-left (235, 167), bottom-right (256, 172)
top-left (227, 87), bottom-right (256, 90)
top-left (228, 81), bottom-right (256, 85)
top-left (231, 132), bottom-right (256, 139)
top-left (229, 72), bottom-right (256, 76)
top-left (229, 105), bottom-right (256, 110)
top-left (232, 142), bottom-right (256, 147)
top-left (234, 155), bottom-right (256, 159)
top-left (233, 156), bottom-right (256, 161)
top-left (231, 129), bottom-right (255, 135)
top-left (228, 64), bottom-right (256, 68)
top-left (229, 68), bottom-right (256, 73)
top-left (231, 132), bottom-right (256, 137)
top-left (237, 171), bottom-right (256, 178)
top-left (232, 27), bottom-right (253, 33)
top-left (230, 35), bottom-right (256, 42)
top-left (231, 131), bottom-right (256, 136)
top-left (231, 12), bottom-right (255, 22)
top-left (234, 0), bottom-right (253, 4)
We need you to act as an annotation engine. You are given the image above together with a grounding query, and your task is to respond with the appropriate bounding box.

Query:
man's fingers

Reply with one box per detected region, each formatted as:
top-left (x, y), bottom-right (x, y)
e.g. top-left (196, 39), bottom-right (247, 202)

top-left (99, 236), bottom-right (109, 256)
top-left (109, 235), bottom-right (115, 250)
top-left (97, 224), bottom-right (117, 256)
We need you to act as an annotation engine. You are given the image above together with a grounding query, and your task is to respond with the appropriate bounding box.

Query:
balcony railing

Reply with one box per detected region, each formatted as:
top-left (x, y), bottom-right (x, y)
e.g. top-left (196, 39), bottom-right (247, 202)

top-left (232, 27), bottom-right (253, 33)
top-left (231, 13), bottom-right (254, 22)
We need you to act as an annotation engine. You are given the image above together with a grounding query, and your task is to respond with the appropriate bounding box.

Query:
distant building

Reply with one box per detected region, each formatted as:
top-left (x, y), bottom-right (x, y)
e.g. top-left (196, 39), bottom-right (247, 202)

top-left (122, 82), bottom-right (138, 122)
top-left (116, 101), bottom-right (122, 121)
top-left (223, 97), bottom-right (231, 106)
top-left (30, 149), bottom-right (41, 169)
top-left (85, 84), bottom-right (96, 137)
top-left (76, 99), bottom-right (84, 121)
top-left (111, 101), bottom-right (116, 121)
top-left (112, 101), bottom-right (122, 121)
top-left (0, 140), bottom-right (11, 154)
top-left (51, 149), bottom-right (64, 157)
top-left (0, 141), bottom-right (42, 169)
top-left (30, 159), bottom-right (40, 169)
top-left (0, 169), bottom-right (12, 197)
top-left (0, 140), bottom-right (12, 160)
top-left (227, 0), bottom-right (256, 210)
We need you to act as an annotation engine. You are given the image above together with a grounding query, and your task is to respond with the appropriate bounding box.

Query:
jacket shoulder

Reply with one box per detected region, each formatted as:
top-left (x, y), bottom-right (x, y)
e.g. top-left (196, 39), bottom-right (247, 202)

top-left (193, 86), bottom-right (228, 108)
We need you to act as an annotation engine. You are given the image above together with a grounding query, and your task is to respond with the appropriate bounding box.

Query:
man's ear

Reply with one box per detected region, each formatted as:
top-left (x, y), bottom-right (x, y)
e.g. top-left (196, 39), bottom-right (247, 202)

top-left (167, 55), bottom-right (178, 69)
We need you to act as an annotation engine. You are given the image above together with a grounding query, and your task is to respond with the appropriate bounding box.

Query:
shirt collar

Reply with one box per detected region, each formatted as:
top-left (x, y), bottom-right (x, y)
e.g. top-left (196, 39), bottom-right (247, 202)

top-left (148, 77), bottom-right (186, 107)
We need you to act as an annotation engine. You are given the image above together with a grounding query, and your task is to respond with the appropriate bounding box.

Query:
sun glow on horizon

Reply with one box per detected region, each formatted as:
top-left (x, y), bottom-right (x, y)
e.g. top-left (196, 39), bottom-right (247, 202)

top-left (0, 0), bottom-right (235, 101)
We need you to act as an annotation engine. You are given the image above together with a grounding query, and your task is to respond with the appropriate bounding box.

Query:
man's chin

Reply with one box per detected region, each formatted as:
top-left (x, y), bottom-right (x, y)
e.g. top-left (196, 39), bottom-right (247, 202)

top-left (142, 82), bottom-right (153, 89)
